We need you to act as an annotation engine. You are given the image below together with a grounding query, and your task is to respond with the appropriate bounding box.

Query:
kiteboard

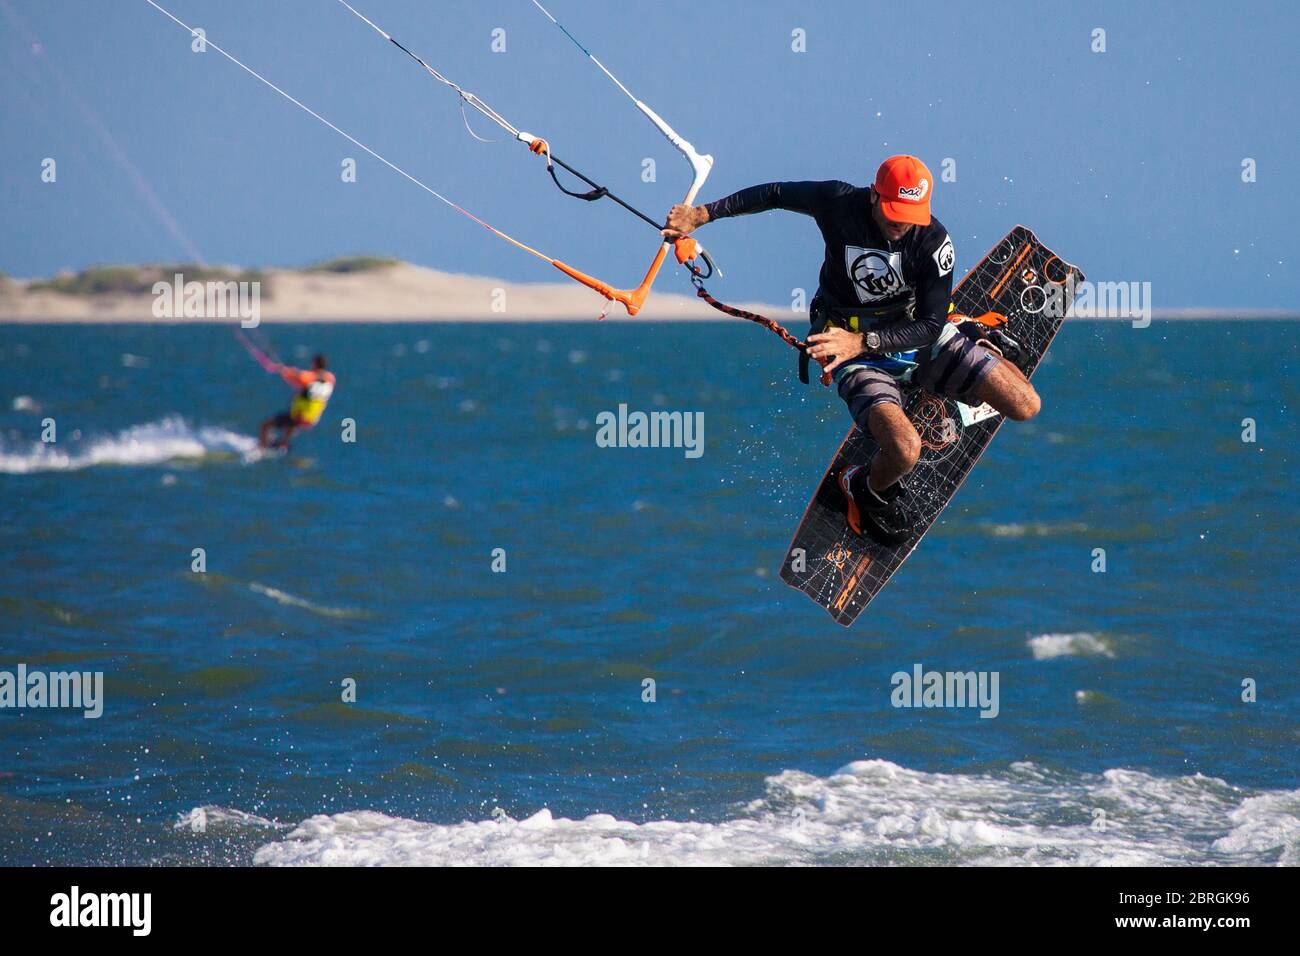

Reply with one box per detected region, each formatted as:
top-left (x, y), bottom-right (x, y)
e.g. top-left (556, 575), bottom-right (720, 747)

top-left (780, 225), bottom-right (1084, 626)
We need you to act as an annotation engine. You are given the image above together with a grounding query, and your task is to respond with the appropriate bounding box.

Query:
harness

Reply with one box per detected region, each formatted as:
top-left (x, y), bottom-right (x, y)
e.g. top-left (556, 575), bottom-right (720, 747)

top-left (290, 371), bottom-right (334, 426)
top-left (802, 296), bottom-right (918, 384)
top-left (683, 259), bottom-right (960, 389)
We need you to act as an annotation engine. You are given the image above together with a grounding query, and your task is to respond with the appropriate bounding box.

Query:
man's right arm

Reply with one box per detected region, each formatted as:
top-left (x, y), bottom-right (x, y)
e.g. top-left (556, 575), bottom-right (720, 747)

top-left (702, 180), bottom-right (848, 222)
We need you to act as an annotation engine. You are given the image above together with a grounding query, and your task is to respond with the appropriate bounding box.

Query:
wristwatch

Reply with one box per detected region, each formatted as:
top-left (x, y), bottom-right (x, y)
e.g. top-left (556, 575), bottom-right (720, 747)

top-left (863, 330), bottom-right (882, 353)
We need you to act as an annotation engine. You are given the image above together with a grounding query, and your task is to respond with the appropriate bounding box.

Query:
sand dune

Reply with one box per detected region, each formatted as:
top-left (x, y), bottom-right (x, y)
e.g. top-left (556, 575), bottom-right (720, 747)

top-left (0, 261), bottom-right (755, 323)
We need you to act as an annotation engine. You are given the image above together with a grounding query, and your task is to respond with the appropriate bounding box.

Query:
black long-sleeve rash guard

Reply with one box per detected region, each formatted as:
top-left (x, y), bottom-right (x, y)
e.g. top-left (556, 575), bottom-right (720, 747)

top-left (701, 180), bottom-right (956, 353)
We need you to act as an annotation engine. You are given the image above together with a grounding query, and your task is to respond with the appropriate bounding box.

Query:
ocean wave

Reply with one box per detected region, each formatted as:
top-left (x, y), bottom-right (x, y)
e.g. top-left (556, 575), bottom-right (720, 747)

top-left (982, 521), bottom-right (1090, 538)
top-left (175, 806), bottom-right (285, 834)
top-left (249, 760), bottom-right (1298, 867)
top-left (0, 415), bottom-right (266, 473)
top-left (248, 582), bottom-right (366, 619)
top-left (1028, 632), bottom-right (1117, 660)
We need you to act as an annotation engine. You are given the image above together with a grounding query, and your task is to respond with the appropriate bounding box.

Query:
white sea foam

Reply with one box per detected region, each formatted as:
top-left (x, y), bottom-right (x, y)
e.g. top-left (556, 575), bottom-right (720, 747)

top-left (1213, 790), bottom-right (1300, 865)
top-left (1028, 632), bottom-right (1117, 660)
top-left (0, 416), bottom-right (262, 473)
top-left (248, 582), bottom-right (365, 619)
top-left (247, 761), bottom-right (1298, 867)
top-left (983, 521), bottom-right (1090, 538)
top-left (175, 806), bottom-right (284, 834)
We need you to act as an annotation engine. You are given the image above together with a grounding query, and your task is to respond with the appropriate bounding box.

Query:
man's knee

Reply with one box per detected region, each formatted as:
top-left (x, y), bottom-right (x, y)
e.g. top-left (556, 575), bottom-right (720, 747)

top-left (1006, 385), bottom-right (1041, 422)
top-left (900, 429), bottom-right (923, 467)
top-left (978, 362), bottom-right (1041, 422)
top-left (878, 420), bottom-right (922, 469)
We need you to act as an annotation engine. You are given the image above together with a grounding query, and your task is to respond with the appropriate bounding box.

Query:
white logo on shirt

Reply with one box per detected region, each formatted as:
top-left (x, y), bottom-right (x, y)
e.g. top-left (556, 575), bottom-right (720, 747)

top-left (933, 237), bottom-right (955, 276)
top-left (845, 247), bottom-right (906, 304)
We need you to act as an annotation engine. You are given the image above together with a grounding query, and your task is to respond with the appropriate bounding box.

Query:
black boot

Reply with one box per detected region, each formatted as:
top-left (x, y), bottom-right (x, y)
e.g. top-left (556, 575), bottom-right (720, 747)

top-left (836, 465), bottom-right (915, 546)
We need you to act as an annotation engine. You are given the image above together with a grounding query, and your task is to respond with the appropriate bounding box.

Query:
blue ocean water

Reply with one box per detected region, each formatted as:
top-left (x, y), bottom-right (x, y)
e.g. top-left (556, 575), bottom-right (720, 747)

top-left (1, 319), bottom-right (1296, 866)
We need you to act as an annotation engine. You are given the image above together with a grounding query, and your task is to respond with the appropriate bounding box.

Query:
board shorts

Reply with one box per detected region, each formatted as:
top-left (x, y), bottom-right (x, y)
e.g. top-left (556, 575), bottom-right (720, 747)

top-left (835, 322), bottom-right (1001, 430)
top-left (270, 409), bottom-right (316, 430)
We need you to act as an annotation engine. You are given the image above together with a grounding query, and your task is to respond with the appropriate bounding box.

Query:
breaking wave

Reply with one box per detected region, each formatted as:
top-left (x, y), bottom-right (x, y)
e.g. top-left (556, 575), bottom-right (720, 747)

top-left (248, 582), bottom-right (367, 619)
top-left (246, 760), bottom-right (1299, 867)
top-left (0, 416), bottom-right (267, 473)
top-left (1027, 632), bottom-right (1118, 660)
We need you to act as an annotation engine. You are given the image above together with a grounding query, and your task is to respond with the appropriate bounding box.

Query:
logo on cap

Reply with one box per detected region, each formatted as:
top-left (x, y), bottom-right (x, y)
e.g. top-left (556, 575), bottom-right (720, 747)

top-left (898, 179), bottom-right (929, 202)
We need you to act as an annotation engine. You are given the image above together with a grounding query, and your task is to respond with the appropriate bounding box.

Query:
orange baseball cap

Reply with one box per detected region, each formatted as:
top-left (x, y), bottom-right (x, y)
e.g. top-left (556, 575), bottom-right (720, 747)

top-left (874, 155), bottom-right (933, 226)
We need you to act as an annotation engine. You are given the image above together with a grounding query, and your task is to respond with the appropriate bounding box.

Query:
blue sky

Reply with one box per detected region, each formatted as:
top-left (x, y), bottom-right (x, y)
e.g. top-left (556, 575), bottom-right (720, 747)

top-left (2, 0), bottom-right (1297, 308)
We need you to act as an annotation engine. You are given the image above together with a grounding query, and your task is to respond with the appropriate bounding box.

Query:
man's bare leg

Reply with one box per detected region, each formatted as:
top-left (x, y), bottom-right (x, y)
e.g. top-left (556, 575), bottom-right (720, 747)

top-left (971, 359), bottom-right (1041, 422)
top-left (866, 402), bottom-right (923, 491)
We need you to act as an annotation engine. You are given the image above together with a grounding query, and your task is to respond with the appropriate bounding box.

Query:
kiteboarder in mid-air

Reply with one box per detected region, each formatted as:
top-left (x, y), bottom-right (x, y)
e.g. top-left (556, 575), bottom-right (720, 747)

top-left (663, 155), bottom-right (1043, 544)
top-left (258, 354), bottom-right (336, 452)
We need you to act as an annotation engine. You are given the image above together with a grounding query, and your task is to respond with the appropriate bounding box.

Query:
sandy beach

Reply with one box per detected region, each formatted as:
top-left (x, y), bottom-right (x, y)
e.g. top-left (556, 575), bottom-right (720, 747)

top-left (3, 261), bottom-right (1292, 324)
top-left (0, 261), bottom-right (748, 323)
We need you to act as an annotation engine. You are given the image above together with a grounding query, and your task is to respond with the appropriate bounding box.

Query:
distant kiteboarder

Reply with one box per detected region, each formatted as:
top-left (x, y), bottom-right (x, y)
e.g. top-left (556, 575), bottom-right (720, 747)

top-left (235, 329), bottom-right (335, 452)
top-left (257, 354), bottom-right (335, 452)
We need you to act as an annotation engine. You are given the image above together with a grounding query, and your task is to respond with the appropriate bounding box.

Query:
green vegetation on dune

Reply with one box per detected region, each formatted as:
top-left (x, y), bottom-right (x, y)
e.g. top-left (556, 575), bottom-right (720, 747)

top-left (29, 265), bottom-right (146, 295)
top-left (28, 264), bottom-right (268, 297)
top-left (305, 256), bottom-right (399, 274)
top-left (18, 257), bottom-right (398, 298)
